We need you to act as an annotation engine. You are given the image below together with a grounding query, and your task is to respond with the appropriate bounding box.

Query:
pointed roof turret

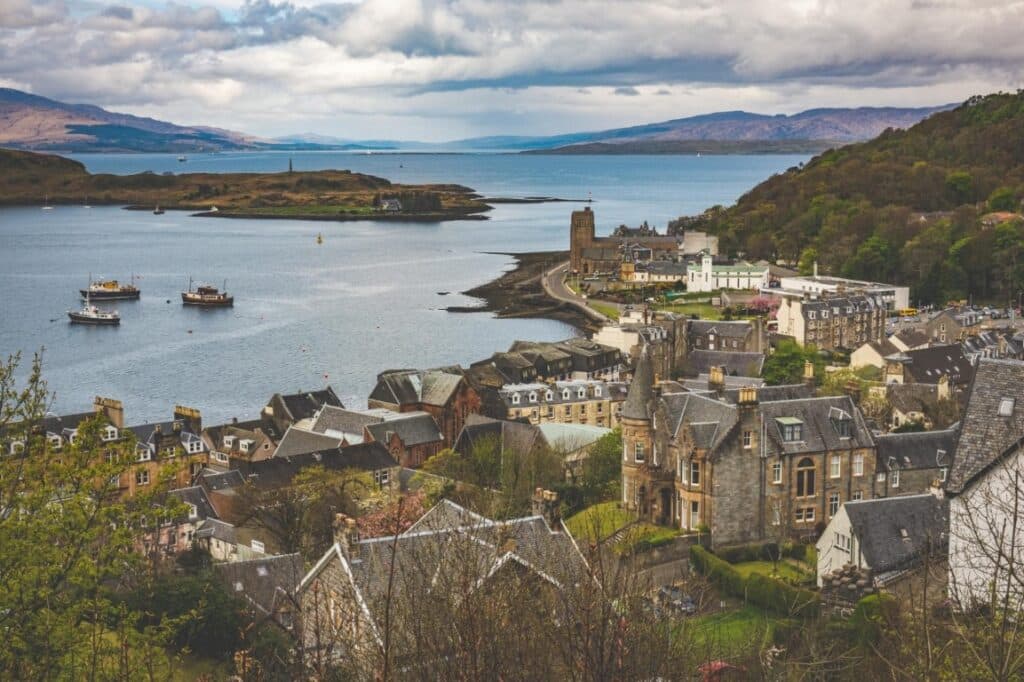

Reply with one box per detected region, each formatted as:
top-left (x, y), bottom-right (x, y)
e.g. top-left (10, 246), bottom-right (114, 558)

top-left (622, 345), bottom-right (654, 421)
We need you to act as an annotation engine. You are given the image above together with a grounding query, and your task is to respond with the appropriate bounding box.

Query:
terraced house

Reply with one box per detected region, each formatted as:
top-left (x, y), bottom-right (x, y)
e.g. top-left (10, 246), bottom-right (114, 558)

top-left (622, 349), bottom-right (877, 547)
top-left (498, 379), bottom-right (627, 429)
top-left (774, 292), bottom-right (887, 350)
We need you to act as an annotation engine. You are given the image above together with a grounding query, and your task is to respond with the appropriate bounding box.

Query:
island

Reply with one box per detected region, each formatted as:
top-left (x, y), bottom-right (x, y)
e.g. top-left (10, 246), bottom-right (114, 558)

top-left (0, 148), bottom-right (491, 221)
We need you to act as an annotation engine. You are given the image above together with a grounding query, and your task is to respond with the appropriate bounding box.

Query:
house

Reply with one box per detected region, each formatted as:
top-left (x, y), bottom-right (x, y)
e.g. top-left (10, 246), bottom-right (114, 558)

top-left (682, 349), bottom-right (765, 378)
top-left (946, 358), bottom-right (1024, 609)
top-left (631, 260), bottom-right (689, 284)
top-left (775, 273), bottom-right (910, 311)
top-left (509, 338), bottom-right (624, 382)
top-left (570, 207), bottom-right (685, 275)
top-left (497, 379), bottom-right (626, 429)
top-left (124, 405), bottom-right (208, 495)
top-left (687, 319), bottom-right (764, 353)
top-left (202, 417), bottom-right (281, 469)
top-left (890, 328), bottom-right (931, 352)
top-left (297, 494), bottom-right (589, 666)
top-left (962, 329), bottom-right (1024, 363)
top-left (924, 308), bottom-right (981, 344)
top-left (883, 344), bottom-right (974, 389)
top-left (774, 292), bottom-right (887, 350)
top-left (874, 428), bottom-right (957, 495)
top-left (686, 252), bottom-right (769, 293)
top-left (368, 367), bottom-right (481, 447)
top-left (307, 405), bottom-right (444, 468)
top-left (816, 494), bottom-right (948, 594)
top-left (215, 553), bottom-right (304, 628)
top-left (886, 382), bottom-right (948, 430)
top-left (621, 348), bottom-right (878, 547)
top-left (262, 387), bottom-right (344, 435)
top-left (850, 339), bottom-right (901, 370)
top-left (138, 485), bottom-right (219, 560)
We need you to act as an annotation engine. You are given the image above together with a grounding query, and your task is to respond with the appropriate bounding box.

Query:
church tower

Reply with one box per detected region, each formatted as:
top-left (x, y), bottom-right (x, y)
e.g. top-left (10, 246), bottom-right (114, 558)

top-left (621, 345), bottom-right (655, 517)
top-left (569, 207), bottom-right (596, 274)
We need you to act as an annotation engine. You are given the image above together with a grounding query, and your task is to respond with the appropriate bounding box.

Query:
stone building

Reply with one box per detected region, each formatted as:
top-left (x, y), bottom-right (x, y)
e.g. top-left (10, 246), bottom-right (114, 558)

top-left (368, 367), bottom-right (481, 447)
top-left (622, 349), bottom-right (878, 547)
top-left (774, 292), bottom-right (887, 350)
top-left (569, 207), bottom-right (685, 275)
top-left (687, 319), bottom-right (765, 354)
top-left (874, 428), bottom-right (957, 496)
top-left (498, 379), bottom-right (627, 429)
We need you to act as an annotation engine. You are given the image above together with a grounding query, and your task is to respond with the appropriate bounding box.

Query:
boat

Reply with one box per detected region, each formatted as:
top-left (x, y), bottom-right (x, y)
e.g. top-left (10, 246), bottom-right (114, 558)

top-left (42, 195), bottom-right (53, 210)
top-left (80, 275), bottom-right (141, 301)
top-left (178, 155), bottom-right (187, 162)
top-left (68, 295), bottom-right (120, 326)
top-left (317, 232), bottom-right (323, 244)
top-left (153, 205), bottom-right (165, 215)
top-left (182, 277), bottom-right (233, 307)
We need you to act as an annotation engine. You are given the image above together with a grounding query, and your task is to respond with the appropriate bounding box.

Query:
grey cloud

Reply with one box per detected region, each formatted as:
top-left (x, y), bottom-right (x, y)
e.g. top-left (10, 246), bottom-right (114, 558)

top-left (100, 6), bottom-right (134, 21)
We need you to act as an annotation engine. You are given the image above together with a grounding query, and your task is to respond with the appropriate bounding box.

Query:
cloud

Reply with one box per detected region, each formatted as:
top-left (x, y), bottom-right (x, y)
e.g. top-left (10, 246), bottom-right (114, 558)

top-left (0, 0), bottom-right (1021, 139)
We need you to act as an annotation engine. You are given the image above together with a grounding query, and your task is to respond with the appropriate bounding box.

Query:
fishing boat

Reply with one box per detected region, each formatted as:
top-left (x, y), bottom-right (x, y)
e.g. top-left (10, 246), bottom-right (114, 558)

top-left (68, 295), bottom-right (120, 326)
top-left (182, 277), bottom-right (233, 307)
top-left (153, 205), bottom-right (164, 215)
top-left (81, 275), bottom-right (141, 301)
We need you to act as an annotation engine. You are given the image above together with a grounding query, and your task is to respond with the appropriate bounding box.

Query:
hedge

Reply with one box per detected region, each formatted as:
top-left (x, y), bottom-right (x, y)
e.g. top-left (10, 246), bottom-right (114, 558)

top-left (715, 541), bottom-right (813, 564)
top-left (690, 546), bottom-right (821, 619)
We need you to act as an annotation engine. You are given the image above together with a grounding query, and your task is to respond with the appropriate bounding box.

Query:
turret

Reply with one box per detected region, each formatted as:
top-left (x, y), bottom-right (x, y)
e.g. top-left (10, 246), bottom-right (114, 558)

top-left (621, 346), bottom-right (655, 514)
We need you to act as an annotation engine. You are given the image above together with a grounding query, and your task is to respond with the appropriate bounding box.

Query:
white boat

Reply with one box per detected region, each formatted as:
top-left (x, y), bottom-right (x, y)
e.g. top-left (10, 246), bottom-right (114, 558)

top-left (68, 294), bottom-right (120, 326)
top-left (178, 155), bottom-right (187, 162)
top-left (42, 195), bottom-right (53, 210)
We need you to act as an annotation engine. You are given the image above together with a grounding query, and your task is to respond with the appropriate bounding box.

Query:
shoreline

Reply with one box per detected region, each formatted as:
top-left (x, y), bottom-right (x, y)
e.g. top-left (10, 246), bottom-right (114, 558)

top-left (448, 250), bottom-right (599, 333)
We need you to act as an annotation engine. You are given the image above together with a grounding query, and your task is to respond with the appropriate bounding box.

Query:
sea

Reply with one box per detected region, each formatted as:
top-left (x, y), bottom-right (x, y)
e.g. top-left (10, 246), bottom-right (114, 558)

top-left (0, 152), bottom-right (806, 423)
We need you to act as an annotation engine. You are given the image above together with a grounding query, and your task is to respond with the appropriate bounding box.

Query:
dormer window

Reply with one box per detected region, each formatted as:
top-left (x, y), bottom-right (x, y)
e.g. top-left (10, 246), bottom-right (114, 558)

top-left (511, 394), bottom-right (521, 405)
top-left (48, 434), bottom-right (63, 450)
top-left (594, 386), bottom-right (602, 397)
top-left (999, 398), bottom-right (1015, 417)
top-left (102, 426), bottom-right (119, 442)
top-left (188, 503), bottom-right (198, 520)
top-left (251, 540), bottom-right (265, 554)
top-left (545, 390), bottom-right (553, 401)
top-left (832, 417), bottom-right (852, 438)
top-left (578, 388), bottom-right (586, 399)
top-left (777, 417), bottom-right (804, 443)
top-left (223, 435), bottom-right (236, 449)
top-left (9, 440), bottom-right (25, 455)
top-left (137, 446), bottom-right (152, 462)
top-left (239, 439), bottom-right (254, 454)
top-left (562, 389), bottom-right (571, 400)
top-left (529, 392), bottom-right (537, 403)
top-left (808, 311), bottom-right (816, 320)
top-left (822, 311), bottom-right (829, 319)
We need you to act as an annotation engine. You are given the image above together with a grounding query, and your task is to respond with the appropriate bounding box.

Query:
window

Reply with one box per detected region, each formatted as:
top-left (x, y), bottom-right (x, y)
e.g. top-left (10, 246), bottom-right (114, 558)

top-left (528, 392), bottom-right (537, 403)
top-left (545, 390), bottom-right (553, 401)
top-left (48, 434), bottom-right (62, 450)
top-left (690, 461), bottom-right (701, 486)
top-left (102, 426), bottom-right (119, 442)
top-left (772, 461), bottom-right (782, 484)
top-left (690, 501), bottom-right (700, 528)
top-left (9, 440), bottom-right (24, 455)
top-left (564, 406), bottom-right (571, 417)
top-left (777, 418), bottom-right (803, 442)
top-left (852, 491), bottom-right (863, 501)
top-left (771, 503), bottom-right (781, 526)
top-left (188, 503), bottom-right (198, 520)
top-left (136, 470), bottom-right (150, 486)
top-left (999, 398), bottom-right (1015, 417)
top-left (834, 533), bottom-right (851, 552)
top-left (833, 418), bottom-right (851, 438)
top-left (830, 455), bottom-right (841, 479)
top-left (742, 430), bottom-right (752, 449)
top-left (890, 469), bottom-right (900, 488)
top-left (374, 469), bottom-right (390, 487)
top-left (547, 406), bottom-right (554, 418)
top-left (511, 394), bottom-right (521, 405)
top-left (634, 442), bottom-right (645, 462)
top-left (853, 453), bottom-right (864, 477)
top-left (251, 540), bottom-right (265, 554)
top-left (876, 472), bottom-right (886, 482)
top-left (939, 466), bottom-right (948, 482)
top-left (795, 507), bottom-right (815, 523)
top-left (580, 404), bottom-right (587, 414)
top-left (829, 493), bottom-right (840, 517)
top-left (578, 389), bottom-right (586, 399)
top-left (597, 403), bottom-right (603, 413)
top-left (796, 458), bottom-right (815, 497)
top-left (213, 450), bottom-right (229, 463)
top-left (562, 389), bottom-right (571, 400)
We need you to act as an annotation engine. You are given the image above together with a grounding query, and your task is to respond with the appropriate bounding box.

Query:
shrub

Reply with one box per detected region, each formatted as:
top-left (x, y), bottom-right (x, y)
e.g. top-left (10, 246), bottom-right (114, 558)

top-left (690, 545), bottom-right (745, 596)
top-left (716, 541), bottom-right (781, 563)
top-left (850, 593), bottom-right (898, 646)
top-left (746, 573), bottom-right (820, 618)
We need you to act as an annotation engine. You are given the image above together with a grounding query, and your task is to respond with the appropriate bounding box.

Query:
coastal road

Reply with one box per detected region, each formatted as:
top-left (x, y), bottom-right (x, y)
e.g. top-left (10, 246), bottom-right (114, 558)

top-left (541, 262), bottom-right (616, 325)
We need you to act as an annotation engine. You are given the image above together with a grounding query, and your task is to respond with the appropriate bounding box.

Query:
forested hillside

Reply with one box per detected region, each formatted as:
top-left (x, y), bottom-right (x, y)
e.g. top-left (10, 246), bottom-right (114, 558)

top-left (677, 92), bottom-right (1024, 305)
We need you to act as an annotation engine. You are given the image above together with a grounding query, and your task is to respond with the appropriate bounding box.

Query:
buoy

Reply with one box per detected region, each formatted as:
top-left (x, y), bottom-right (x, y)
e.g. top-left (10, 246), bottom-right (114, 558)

top-left (166, 299), bottom-right (171, 303)
top-left (187, 329), bottom-right (193, 334)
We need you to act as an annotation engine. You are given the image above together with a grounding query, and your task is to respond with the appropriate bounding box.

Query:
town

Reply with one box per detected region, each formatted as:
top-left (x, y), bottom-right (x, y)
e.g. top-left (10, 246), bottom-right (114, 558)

top-left (5, 205), bottom-right (1024, 679)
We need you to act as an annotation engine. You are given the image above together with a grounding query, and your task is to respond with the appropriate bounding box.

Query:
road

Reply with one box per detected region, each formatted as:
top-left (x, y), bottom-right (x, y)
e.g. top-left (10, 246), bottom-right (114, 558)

top-left (541, 262), bottom-right (615, 325)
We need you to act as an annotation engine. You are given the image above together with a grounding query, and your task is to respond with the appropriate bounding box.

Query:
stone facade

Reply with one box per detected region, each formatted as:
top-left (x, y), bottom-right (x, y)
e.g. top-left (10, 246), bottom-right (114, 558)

top-left (774, 293), bottom-right (887, 350)
top-left (569, 207), bottom-right (683, 275)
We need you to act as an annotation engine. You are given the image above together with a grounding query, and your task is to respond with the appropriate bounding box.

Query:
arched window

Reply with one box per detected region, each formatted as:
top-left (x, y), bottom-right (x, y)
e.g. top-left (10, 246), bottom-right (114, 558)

top-left (796, 457), bottom-right (815, 497)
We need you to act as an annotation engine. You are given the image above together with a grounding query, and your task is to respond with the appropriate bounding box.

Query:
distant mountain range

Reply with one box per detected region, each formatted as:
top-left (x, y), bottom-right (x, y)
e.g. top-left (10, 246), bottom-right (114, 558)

top-left (0, 87), bottom-right (953, 154)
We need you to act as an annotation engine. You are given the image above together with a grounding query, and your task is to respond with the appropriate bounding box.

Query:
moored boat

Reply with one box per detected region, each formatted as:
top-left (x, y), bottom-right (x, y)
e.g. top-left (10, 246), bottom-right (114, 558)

top-left (153, 205), bottom-right (164, 215)
top-left (182, 278), bottom-right (233, 307)
top-left (80, 275), bottom-right (140, 301)
top-left (68, 297), bottom-right (120, 326)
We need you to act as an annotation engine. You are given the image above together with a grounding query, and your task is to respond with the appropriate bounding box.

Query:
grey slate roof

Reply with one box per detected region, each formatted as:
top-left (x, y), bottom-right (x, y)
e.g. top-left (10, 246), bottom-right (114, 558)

top-left (621, 345), bottom-right (654, 420)
top-left (893, 328), bottom-right (930, 349)
top-left (900, 344), bottom-right (974, 386)
top-left (279, 387), bottom-right (343, 423)
top-left (875, 428), bottom-right (957, 472)
top-left (947, 358), bottom-right (1024, 493)
top-left (687, 320), bottom-right (753, 339)
top-left (684, 350), bottom-right (765, 378)
top-left (680, 374), bottom-right (765, 391)
top-left (199, 468), bottom-right (245, 491)
top-left (365, 412), bottom-right (443, 446)
top-left (273, 426), bottom-right (342, 459)
top-left (844, 494), bottom-right (948, 575)
top-left (758, 396), bottom-right (874, 455)
top-left (215, 553), bottom-right (304, 615)
top-left (41, 411), bottom-right (97, 436)
top-left (169, 486), bottom-right (218, 521)
top-left (240, 443), bottom-right (398, 489)
top-left (311, 406), bottom-right (381, 440)
top-left (659, 392), bottom-right (738, 454)
top-left (724, 383), bottom-right (814, 404)
top-left (369, 369), bottom-right (464, 407)
top-left (454, 414), bottom-right (548, 460)
top-left (888, 383), bottom-right (939, 415)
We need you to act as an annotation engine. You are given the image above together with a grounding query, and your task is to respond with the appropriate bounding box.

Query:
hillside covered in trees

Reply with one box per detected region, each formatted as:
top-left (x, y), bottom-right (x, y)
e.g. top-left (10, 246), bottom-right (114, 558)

top-left (676, 92), bottom-right (1024, 305)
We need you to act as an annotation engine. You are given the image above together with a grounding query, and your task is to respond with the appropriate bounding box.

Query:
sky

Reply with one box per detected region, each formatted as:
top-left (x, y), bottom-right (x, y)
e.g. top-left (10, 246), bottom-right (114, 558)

top-left (1, 0), bottom-right (1023, 141)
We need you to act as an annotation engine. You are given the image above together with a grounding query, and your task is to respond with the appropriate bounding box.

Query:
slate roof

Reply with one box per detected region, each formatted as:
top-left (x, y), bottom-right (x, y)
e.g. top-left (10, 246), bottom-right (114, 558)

top-left (844, 494), bottom-right (948, 576)
top-left (946, 358), bottom-right (1024, 493)
top-left (454, 414), bottom-right (548, 459)
top-left (169, 486), bottom-right (218, 521)
top-left (680, 374), bottom-right (765, 392)
top-left (658, 392), bottom-right (738, 454)
top-left (239, 443), bottom-right (398, 489)
top-left (41, 411), bottom-right (97, 436)
top-left (365, 412), bottom-right (443, 446)
top-left (684, 350), bottom-right (765, 378)
top-left (887, 383), bottom-right (939, 415)
top-left (196, 517), bottom-right (237, 543)
top-left (278, 387), bottom-right (344, 423)
top-left (899, 344), bottom-right (974, 386)
top-left (862, 339), bottom-right (901, 358)
top-left (369, 369), bottom-right (464, 407)
top-left (621, 346), bottom-right (654, 420)
top-left (723, 383), bottom-right (814, 404)
top-left (536, 423), bottom-right (610, 453)
top-left (758, 396), bottom-right (874, 455)
top-left (199, 468), bottom-right (245, 491)
top-left (311, 406), bottom-right (381, 442)
top-left (273, 426), bottom-right (342, 459)
top-left (875, 428), bottom-right (957, 472)
top-left (215, 553), bottom-right (304, 615)
top-left (687, 320), bottom-right (753, 339)
top-left (893, 328), bottom-right (930, 350)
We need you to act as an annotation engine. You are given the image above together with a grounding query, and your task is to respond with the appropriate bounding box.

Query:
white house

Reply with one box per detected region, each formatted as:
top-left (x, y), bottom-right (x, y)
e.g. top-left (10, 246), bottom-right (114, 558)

top-left (946, 358), bottom-right (1024, 609)
top-left (686, 252), bottom-right (769, 293)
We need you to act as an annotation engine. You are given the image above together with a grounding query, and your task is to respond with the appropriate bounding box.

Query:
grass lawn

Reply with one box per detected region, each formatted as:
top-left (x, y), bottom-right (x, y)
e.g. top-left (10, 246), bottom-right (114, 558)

top-left (654, 302), bottom-right (724, 319)
top-left (589, 300), bottom-right (620, 321)
top-left (689, 605), bottom-right (776, 658)
top-left (615, 523), bottom-right (681, 555)
top-left (732, 560), bottom-right (811, 583)
top-left (566, 501), bottom-right (632, 542)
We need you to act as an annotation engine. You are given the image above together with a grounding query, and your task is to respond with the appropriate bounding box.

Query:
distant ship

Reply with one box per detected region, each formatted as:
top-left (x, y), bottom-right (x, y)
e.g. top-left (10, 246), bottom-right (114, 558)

top-left (317, 232), bottom-right (323, 244)
top-left (177, 155), bottom-right (187, 162)
top-left (153, 205), bottom-right (164, 214)
top-left (81, 275), bottom-right (140, 301)
top-left (182, 278), bottom-right (233, 307)
top-left (68, 296), bottom-right (120, 326)
top-left (42, 195), bottom-right (53, 210)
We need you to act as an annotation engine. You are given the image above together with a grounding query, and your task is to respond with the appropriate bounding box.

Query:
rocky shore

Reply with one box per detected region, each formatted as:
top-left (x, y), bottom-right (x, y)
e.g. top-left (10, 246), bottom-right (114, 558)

top-left (447, 250), bottom-right (599, 333)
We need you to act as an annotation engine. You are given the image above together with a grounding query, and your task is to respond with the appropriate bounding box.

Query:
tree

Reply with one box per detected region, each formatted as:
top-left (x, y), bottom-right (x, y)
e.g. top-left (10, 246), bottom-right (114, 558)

top-left (988, 186), bottom-right (1019, 212)
top-left (578, 429), bottom-right (622, 506)
top-left (797, 247), bottom-right (819, 275)
top-left (762, 339), bottom-right (822, 386)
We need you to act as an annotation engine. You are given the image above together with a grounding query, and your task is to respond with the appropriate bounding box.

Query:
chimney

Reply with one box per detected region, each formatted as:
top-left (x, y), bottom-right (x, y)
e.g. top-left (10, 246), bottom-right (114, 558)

top-left (737, 386), bottom-right (758, 406)
top-left (708, 365), bottom-right (725, 393)
top-left (174, 405), bottom-right (202, 432)
top-left (803, 360), bottom-right (816, 389)
top-left (334, 513), bottom-right (361, 560)
top-left (531, 488), bottom-right (561, 529)
top-left (94, 396), bottom-right (124, 428)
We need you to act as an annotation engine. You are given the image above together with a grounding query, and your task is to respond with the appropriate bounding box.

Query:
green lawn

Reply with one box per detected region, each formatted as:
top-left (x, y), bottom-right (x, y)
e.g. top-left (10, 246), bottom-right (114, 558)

top-left (589, 301), bottom-right (620, 321)
top-left (689, 605), bottom-right (776, 658)
top-left (732, 560), bottom-right (811, 583)
top-left (654, 302), bottom-right (724, 319)
top-left (565, 501), bottom-right (632, 542)
top-left (615, 523), bottom-right (681, 555)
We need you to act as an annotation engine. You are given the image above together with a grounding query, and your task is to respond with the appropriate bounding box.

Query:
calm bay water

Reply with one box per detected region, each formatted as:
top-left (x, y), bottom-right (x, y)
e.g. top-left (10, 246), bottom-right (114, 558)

top-left (1, 152), bottom-right (805, 423)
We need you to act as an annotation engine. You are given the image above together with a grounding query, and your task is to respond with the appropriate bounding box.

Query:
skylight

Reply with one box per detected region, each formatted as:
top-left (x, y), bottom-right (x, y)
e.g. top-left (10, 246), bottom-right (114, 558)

top-left (999, 398), bottom-right (1015, 417)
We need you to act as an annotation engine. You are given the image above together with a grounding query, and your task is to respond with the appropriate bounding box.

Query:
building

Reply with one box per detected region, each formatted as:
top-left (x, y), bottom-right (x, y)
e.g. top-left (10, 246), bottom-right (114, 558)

top-left (874, 428), bottom-right (957, 495)
top-left (510, 338), bottom-right (625, 382)
top-left (630, 260), bottom-right (689, 284)
top-left (775, 273), bottom-right (910, 311)
top-left (685, 252), bottom-right (769, 293)
top-left (497, 379), bottom-right (627, 429)
top-left (816, 494), bottom-right (948, 592)
top-left (621, 349), bottom-right (877, 547)
top-left (309, 405), bottom-right (444, 468)
top-left (368, 367), bottom-right (481, 447)
top-left (262, 387), bottom-right (344, 434)
top-left (890, 328), bottom-right (931, 352)
top-left (946, 358), bottom-right (1024, 609)
top-left (569, 207), bottom-right (690, 275)
top-left (883, 344), bottom-right (974, 389)
top-left (849, 339), bottom-right (901, 370)
top-left (682, 349), bottom-right (765, 378)
top-left (925, 308), bottom-right (982, 343)
top-left (202, 417), bottom-right (282, 469)
top-left (774, 292), bottom-right (887, 350)
top-left (687, 319), bottom-right (764, 353)
top-left (962, 329), bottom-right (1024, 363)
top-left (297, 495), bottom-right (589, 666)
top-left (124, 404), bottom-right (208, 495)
top-left (886, 382), bottom-right (949, 430)
top-left (214, 553), bottom-right (304, 629)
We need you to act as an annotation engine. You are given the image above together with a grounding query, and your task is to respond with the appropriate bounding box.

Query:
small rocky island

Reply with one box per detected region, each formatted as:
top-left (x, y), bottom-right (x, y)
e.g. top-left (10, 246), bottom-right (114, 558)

top-left (0, 148), bottom-right (491, 221)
